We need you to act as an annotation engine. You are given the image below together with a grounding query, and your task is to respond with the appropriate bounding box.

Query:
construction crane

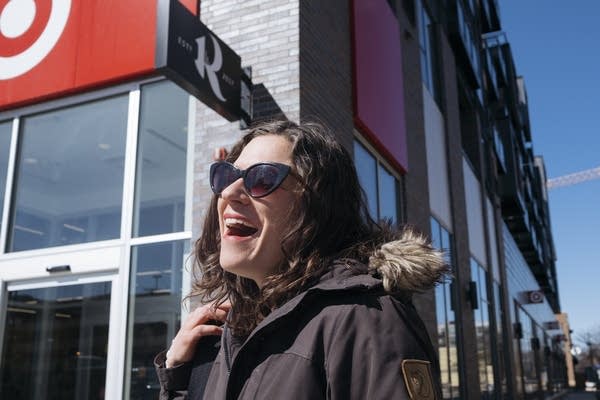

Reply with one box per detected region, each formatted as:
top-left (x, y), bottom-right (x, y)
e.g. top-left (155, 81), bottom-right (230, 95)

top-left (547, 166), bottom-right (600, 190)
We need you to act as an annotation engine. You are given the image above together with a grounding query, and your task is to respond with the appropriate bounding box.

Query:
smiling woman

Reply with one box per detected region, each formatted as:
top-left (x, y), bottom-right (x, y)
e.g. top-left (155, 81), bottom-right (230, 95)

top-left (154, 121), bottom-right (449, 400)
top-left (216, 135), bottom-right (299, 287)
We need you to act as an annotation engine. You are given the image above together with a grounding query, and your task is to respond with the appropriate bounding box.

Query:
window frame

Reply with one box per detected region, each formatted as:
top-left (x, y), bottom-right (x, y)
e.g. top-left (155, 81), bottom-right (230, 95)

top-left (0, 78), bottom-right (196, 399)
top-left (415, 0), bottom-right (440, 103)
top-left (353, 134), bottom-right (404, 225)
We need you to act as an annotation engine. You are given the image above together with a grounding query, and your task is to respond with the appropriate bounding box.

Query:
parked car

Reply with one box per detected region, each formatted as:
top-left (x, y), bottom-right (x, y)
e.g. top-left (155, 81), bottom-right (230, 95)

top-left (584, 366), bottom-right (600, 392)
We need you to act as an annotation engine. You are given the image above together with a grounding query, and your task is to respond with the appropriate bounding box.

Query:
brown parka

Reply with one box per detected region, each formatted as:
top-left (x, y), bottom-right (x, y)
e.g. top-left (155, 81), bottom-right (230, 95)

top-left (155, 231), bottom-right (447, 399)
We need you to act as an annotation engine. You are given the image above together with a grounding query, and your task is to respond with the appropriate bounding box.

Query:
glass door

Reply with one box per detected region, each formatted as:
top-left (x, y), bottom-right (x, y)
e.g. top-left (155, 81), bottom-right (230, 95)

top-left (0, 273), bottom-right (119, 400)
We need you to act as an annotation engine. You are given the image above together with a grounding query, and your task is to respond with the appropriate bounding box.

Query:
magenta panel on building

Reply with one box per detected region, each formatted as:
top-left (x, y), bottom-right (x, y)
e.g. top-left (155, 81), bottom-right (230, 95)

top-left (351, 0), bottom-right (408, 173)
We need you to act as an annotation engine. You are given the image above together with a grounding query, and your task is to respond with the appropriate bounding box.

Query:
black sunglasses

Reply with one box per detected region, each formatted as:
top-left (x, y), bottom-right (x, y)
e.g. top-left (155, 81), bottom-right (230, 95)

top-left (210, 161), bottom-right (292, 198)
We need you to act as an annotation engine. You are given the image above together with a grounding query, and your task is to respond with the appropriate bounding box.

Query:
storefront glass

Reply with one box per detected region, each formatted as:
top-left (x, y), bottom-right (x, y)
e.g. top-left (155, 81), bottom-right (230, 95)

top-left (471, 258), bottom-right (495, 399)
top-left (354, 140), bottom-right (378, 218)
top-left (431, 217), bottom-right (461, 399)
top-left (8, 95), bottom-right (129, 252)
top-left (125, 240), bottom-right (186, 399)
top-left (1, 80), bottom-right (192, 400)
top-left (0, 281), bottom-right (112, 399)
top-left (519, 310), bottom-right (539, 398)
top-left (0, 120), bottom-right (11, 233)
top-left (378, 164), bottom-right (398, 224)
top-left (133, 81), bottom-right (189, 237)
top-left (354, 139), bottom-right (401, 224)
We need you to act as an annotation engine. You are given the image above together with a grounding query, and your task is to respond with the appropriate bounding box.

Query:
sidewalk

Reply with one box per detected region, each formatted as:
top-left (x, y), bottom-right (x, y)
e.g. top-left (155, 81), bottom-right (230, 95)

top-left (545, 390), bottom-right (599, 400)
top-left (562, 391), bottom-right (600, 400)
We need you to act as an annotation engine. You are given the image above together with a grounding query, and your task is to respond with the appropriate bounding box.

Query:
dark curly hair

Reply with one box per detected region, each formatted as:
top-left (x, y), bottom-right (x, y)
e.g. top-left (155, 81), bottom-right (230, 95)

top-left (191, 120), bottom-right (392, 336)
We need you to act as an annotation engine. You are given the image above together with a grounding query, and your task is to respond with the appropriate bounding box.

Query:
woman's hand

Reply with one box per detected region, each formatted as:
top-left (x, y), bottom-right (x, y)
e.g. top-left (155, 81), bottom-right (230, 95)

top-left (165, 301), bottom-right (231, 368)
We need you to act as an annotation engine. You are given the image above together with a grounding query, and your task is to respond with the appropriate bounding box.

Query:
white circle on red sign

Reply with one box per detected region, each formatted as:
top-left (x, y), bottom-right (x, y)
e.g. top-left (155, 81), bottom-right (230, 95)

top-left (0, 0), bottom-right (71, 80)
top-left (0, 0), bottom-right (36, 38)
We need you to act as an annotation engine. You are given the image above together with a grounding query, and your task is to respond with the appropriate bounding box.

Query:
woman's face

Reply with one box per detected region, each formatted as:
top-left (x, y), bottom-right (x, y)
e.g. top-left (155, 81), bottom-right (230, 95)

top-left (217, 134), bottom-right (299, 287)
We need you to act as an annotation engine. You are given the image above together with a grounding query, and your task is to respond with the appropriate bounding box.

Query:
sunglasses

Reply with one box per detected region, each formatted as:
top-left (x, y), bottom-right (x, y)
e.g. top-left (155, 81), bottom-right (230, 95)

top-left (210, 161), bottom-right (292, 198)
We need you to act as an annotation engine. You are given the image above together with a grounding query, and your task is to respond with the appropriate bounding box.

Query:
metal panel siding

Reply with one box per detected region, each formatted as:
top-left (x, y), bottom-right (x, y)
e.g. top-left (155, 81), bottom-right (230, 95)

top-left (503, 223), bottom-right (556, 325)
top-left (463, 157), bottom-right (486, 265)
top-left (424, 85), bottom-right (451, 230)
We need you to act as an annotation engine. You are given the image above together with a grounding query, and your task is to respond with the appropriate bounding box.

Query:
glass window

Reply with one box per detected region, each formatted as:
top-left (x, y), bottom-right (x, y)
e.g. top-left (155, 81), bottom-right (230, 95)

top-left (378, 164), bottom-right (398, 224)
top-left (471, 258), bottom-right (496, 399)
top-left (0, 281), bottom-right (112, 399)
top-left (1, 120), bottom-right (11, 231)
top-left (125, 240), bottom-right (186, 399)
top-left (133, 81), bottom-right (189, 237)
top-left (354, 140), bottom-right (401, 224)
top-left (493, 281), bottom-right (508, 396)
top-left (432, 217), bottom-right (460, 399)
top-left (354, 141), bottom-right (378, 219)
top-left (416, 0), bottom-right (438, 101)
top-left (518, 310), bottom-right (539, 396)
top-left (456, 0), bottom-right (481, 85)
top-left (8, 95), bottom-right (129, 252)
top-left (493, 127), bottom-right (506, 173)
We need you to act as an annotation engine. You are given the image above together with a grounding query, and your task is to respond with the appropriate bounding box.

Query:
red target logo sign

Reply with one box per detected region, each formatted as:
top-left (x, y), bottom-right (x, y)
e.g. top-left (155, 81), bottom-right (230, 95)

top-left (0, 1), bottom-right (205, 111)
top-left (0, 0), bottom-right (166, 111)
top-left (0, 0), bottom-right (71, 80)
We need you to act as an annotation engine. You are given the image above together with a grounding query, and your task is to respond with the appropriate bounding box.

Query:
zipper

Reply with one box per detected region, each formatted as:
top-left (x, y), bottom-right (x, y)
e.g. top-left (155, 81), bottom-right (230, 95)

top-left (223, 324), bottom-right (232, 374)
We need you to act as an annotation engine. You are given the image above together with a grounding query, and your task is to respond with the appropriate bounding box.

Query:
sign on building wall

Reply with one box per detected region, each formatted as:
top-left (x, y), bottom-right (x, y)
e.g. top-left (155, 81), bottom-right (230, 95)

top-left (351, 0), bottom-right (408, 174)
top-left (159, 0), bottom-right (241, 121)
top-left (0, 0), bottom-right (244, 121)
top-left (525, 290), bottom-right (545, 304)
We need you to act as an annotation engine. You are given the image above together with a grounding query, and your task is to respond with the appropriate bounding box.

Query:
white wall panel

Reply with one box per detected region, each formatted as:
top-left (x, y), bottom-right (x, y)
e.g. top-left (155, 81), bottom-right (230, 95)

top-left (423, 86), bottom-right (452, 231)
top-left (462, 157), bottom-right (486, 265)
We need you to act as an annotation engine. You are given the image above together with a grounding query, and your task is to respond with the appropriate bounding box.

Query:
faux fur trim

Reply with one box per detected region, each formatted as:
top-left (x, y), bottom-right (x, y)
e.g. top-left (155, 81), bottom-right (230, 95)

top-left (368, 229), bottom-right (449, 293)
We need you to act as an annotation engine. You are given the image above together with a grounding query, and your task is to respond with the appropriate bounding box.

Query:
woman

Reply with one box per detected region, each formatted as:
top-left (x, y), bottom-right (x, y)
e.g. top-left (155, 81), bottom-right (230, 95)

top-left (155, 121), bottom-right (448, 399)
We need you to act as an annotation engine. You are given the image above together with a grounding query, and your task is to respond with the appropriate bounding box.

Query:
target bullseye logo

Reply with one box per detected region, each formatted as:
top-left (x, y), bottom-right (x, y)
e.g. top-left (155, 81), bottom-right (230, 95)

top-left (0, 0), bottom-right (71, 80)
top-left (527, 290), bottom-right (544, 304)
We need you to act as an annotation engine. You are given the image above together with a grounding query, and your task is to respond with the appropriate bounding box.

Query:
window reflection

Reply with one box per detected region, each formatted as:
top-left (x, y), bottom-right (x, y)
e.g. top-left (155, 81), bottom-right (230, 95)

top-left (493, 281), bottom-right (508, 396)
top-left (432, 217), bottom-right (460, 399)
top-left (416, 0), bottom-right (438, 101)
top-left (133, 81), bottom-right (189, 237)
top-left (1, 121), bottom-right (12, 232)
top-left (125, 240), bottom-right (186, 399)
top-left (354, 140), bottom-right (401, 224)
top-left (0, 282), bottom-right (112, 399)
top-left (354, 141), bottom-right (378, 219)
top-left (8, 95), bottom-right (129, 252)
top-left (518, 309), bottom-right (540, 398)
top-left (378, 164), bottom-right (398, 224)
top-left (471, 258), bottom-right (496, 399)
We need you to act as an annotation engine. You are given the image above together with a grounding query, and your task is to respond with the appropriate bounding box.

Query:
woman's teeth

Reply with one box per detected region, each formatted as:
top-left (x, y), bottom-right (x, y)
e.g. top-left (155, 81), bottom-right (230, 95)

top-left (225, 218), bottom-right (258, 237)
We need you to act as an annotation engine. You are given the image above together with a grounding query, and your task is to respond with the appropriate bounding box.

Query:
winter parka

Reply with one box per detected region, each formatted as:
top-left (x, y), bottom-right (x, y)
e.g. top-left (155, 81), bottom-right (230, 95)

top-left (155, 230), bottom-right (447, 399)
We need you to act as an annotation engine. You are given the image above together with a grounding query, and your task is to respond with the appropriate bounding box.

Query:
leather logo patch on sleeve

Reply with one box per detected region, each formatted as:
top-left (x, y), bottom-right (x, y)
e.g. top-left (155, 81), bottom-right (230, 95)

top-left (401, 359), bottom-right (437, 400)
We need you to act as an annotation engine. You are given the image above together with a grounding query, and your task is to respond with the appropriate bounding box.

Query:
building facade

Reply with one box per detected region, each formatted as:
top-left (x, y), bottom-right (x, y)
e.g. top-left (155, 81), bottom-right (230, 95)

top-left (0, 0), bottom-right (568, 399)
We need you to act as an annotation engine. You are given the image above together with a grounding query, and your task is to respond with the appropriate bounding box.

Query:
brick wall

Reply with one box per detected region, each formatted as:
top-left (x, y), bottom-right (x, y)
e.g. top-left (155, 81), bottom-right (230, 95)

top-left (298, 0), bottom-right (354, 153)
top-left (193, 0), bottom-right (301, 237)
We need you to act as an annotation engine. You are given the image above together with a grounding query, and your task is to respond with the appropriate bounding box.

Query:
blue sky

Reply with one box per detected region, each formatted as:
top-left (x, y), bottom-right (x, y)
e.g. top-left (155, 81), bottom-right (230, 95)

top-left (500, 1), bottom-right (600, 345)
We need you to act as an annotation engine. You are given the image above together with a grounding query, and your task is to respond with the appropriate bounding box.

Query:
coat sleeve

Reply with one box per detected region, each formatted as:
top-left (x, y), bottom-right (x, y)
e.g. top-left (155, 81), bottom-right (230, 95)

top-left (323, 295), bottom-right (442, 400)
top-left (154, 335), bottom-right (222, 400)
top-left (154, 350), bottom-right (191, 400)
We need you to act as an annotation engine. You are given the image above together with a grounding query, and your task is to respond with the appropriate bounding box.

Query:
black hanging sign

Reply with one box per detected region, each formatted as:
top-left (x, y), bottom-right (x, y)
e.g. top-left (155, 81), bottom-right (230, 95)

top-left (156, 0), bottom-right (242, 121)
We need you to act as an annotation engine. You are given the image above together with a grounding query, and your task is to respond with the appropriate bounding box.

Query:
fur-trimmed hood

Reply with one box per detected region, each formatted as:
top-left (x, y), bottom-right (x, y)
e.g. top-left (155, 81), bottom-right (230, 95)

top-left (317, 229), bottom-right (449, 294)
top-left (368, 229), bottom-right (449, 293)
